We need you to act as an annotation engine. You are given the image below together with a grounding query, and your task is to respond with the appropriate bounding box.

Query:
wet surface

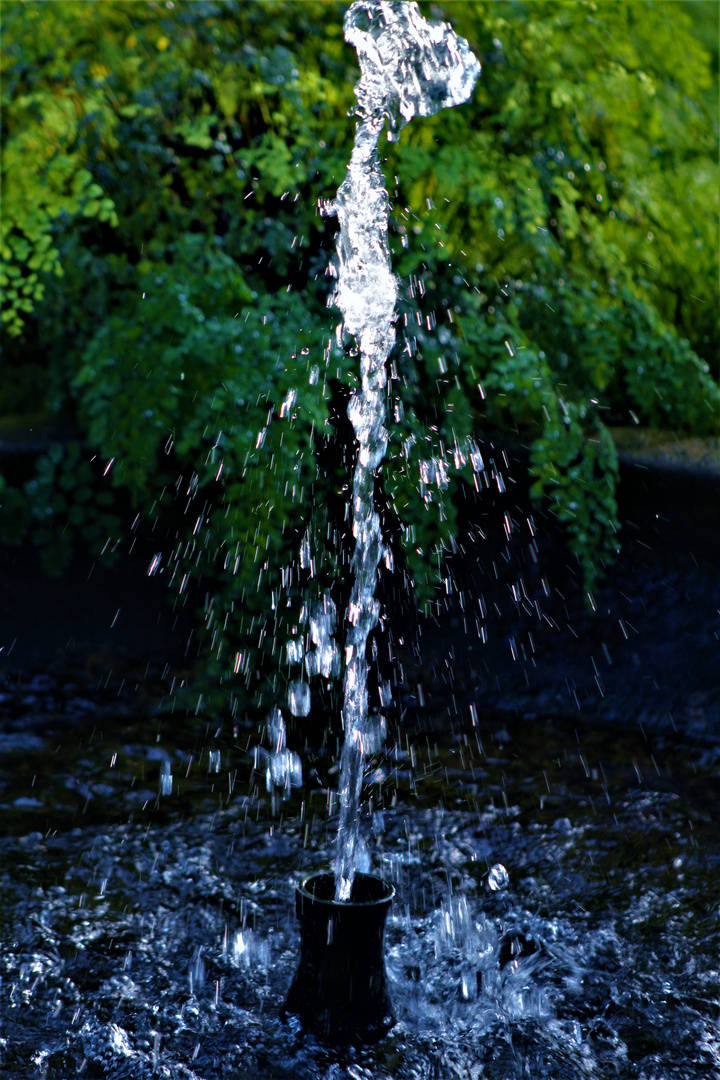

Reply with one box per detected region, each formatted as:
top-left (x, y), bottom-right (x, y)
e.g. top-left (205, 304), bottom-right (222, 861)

top-left (1, 669), bottom-right (719, 1079)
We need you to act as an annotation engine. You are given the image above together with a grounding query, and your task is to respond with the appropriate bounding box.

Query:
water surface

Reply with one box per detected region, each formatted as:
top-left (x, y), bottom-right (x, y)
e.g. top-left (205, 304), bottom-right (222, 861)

top-left (2, 674), bottom-right (718, 1079)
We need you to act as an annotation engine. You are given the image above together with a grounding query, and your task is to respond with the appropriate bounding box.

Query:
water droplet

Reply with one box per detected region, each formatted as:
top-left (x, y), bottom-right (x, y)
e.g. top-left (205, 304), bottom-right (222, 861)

top-left (288, 680), bottom-right (311, 717)
top-left (159, 760), bottom-right (173, 796)
top-left (286, 639), bottom-right (304, 665)
top-left (487, 864), bottom-right (509, 892)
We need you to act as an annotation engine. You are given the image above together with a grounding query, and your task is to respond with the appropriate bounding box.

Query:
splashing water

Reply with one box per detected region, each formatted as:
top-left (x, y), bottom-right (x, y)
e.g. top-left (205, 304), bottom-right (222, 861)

top-left (254, 707), bottom-right (303, 799)
top-left (326, 0), bottom-right (481, 900)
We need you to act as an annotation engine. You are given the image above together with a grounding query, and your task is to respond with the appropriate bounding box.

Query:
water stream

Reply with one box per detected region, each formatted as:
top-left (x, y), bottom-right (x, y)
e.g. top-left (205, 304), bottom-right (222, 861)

top-left (327, 0), bottom-right (480, 900)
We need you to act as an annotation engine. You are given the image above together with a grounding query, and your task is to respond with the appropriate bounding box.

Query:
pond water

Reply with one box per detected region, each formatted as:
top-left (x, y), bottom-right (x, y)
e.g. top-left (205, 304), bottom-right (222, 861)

top-left (2, 670), bottom-right (718, 1079)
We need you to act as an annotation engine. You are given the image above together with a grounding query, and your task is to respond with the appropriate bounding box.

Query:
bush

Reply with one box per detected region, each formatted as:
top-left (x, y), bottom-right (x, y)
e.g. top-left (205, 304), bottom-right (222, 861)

top-left (1, 0), bottom-right (717, 718)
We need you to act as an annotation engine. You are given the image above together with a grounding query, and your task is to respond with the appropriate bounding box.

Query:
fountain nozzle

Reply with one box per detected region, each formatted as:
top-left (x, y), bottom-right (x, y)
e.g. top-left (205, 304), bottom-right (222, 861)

top-left (284, 871), bottom-right (395, 1042)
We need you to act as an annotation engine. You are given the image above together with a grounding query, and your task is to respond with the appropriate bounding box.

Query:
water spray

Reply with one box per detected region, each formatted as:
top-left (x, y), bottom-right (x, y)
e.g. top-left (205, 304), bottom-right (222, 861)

top-left (286, 0), bottom-right (480, 1038)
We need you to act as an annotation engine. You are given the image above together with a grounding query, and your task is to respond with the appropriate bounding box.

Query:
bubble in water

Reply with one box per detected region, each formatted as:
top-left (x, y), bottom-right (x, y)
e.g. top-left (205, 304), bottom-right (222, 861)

top-left (288, 680), bottom-right (311, 717)
top-left (487, 863), bottom-right (509, 892)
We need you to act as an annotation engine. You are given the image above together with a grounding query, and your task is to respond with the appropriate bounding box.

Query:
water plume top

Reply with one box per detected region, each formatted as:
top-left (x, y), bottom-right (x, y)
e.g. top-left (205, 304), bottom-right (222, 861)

top-left (345, 0), bottom-right (481, 138)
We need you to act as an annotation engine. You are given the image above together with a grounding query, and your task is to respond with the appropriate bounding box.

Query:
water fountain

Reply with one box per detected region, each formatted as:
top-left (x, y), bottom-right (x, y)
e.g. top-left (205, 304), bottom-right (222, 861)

top-left (2, 3), bottom-right (719, 1078)
top-left (282, 0), bottom-right (480, 1037)
top-left (325, 0), bottom-right (480, 904)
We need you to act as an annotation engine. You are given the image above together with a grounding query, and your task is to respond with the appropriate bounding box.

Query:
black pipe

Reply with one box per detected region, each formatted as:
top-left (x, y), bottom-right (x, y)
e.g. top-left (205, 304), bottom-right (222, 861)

top-left (284, 871), bottom-right (394, 1041)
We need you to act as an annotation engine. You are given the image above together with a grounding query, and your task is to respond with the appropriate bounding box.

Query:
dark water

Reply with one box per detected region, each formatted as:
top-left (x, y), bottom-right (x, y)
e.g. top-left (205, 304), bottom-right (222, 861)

top-left (1, 670), bottom-right (719, 1079)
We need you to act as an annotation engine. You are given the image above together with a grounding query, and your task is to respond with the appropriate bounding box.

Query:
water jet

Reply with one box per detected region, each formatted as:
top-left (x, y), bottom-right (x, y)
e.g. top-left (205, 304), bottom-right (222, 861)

top-left (284, 0), bottom-right (479, 1034)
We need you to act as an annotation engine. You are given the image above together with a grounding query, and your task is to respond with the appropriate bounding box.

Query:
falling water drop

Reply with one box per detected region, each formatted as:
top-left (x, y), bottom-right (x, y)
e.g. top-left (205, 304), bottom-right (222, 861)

top-left (288, 680), bottom-right (311, 717)
top-left (286, 638), bottom-right (304, 665)
top-left (487, 863), bottom-right (509, 892)
top-left (159, 759), bottom-right (173, 796)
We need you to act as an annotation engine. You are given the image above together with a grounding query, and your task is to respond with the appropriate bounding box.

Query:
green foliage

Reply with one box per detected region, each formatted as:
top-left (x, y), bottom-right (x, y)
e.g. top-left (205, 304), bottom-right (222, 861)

top-left (0, 441), bottom-right (121, 573)
top-left (380, 0), bottom-right (718, 579)
top-left (72, 230), bottom-right (345, 706)
top-left (403, 0), bottom-right (719, 371)
top-left (0, 0), bottom-right (120, 335)
top-left (0, 0), bottom-right (718, 714)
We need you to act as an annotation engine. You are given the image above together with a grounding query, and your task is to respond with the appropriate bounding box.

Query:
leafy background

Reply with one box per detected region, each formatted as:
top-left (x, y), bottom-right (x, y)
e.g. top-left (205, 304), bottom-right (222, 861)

top-left (1, 0), bottom-right (718, 721)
